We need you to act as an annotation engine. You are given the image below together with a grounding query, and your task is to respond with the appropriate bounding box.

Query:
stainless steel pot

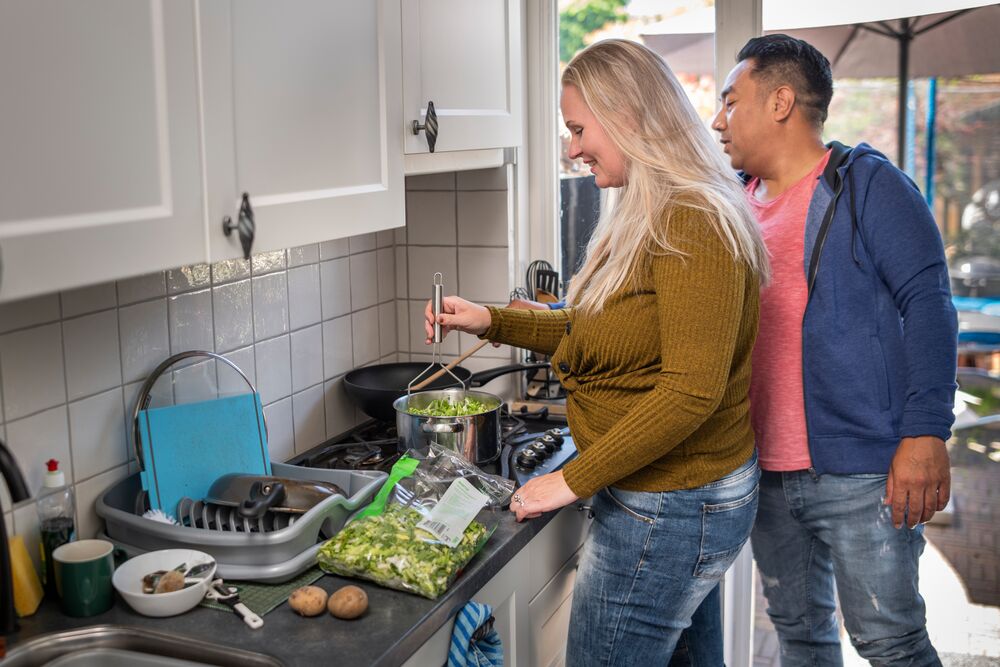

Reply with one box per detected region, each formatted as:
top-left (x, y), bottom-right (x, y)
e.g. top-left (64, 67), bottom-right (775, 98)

top-left (393, 388), bottom-right (503, 465)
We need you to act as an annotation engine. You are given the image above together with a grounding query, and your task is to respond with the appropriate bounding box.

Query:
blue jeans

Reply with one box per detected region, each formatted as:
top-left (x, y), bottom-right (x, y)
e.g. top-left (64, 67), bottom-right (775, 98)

top-left (751, 470), bottom-right (941, 667)
top-left (566, 454), bottom-right (759, 666)
top-left (668, 585), bottom-right (723, 667)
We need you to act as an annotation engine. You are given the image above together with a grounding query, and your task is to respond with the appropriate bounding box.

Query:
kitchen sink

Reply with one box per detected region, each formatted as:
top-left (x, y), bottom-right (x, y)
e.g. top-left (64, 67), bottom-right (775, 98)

top-left (1, 625), bottom-right (284, 667)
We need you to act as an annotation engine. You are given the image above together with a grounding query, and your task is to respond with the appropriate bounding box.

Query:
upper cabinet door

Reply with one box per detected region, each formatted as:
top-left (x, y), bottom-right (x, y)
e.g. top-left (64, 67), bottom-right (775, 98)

top-left (0, 0), bottom-right (205, 302)
top-left (402, 0), bottom-right (523, 155)
top-left (200, 0), bottom-right (404, 262)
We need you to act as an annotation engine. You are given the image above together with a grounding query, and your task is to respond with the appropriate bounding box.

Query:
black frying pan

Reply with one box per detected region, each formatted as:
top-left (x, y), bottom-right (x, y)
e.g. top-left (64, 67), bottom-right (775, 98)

top-left (343, 361), bottom-right (550, 423)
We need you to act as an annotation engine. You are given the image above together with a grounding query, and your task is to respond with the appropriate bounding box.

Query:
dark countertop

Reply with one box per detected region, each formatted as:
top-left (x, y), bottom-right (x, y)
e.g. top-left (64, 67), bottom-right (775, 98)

top-left (6, 508), bottom-right (559, 667)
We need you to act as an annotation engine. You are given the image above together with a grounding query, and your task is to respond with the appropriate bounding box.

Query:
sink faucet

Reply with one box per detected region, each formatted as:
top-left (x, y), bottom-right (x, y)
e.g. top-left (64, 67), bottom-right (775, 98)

top-left (1, 439), bottom-right (31, 635)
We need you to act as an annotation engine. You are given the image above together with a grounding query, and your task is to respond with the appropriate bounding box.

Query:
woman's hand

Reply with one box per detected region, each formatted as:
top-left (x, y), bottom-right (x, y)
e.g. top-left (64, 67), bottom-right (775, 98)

top-left (509, 471), bottom-right (580, 522)
top-left (424, 296), bottom-right (492, 344)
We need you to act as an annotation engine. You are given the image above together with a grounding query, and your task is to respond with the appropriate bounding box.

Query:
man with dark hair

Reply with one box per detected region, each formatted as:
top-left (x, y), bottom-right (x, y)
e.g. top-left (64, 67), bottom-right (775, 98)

top-left (713, 34), bottom-right (956, 665)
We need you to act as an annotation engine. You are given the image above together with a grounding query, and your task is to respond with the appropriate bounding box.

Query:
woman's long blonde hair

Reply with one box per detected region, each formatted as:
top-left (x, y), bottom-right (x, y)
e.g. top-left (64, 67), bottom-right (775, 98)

top-left (562, 39), bottom-right (769, 313)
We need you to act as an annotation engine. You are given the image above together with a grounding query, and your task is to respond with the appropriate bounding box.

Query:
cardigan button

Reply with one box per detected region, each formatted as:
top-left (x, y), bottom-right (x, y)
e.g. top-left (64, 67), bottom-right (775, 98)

top-left (558, 361), bottom-right (570, 373)
top-left (565, 322), bottom-right (571, 335)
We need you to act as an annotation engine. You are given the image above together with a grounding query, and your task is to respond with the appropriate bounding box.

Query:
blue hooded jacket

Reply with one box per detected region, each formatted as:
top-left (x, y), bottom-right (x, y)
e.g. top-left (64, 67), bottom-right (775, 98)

top-left (798, 142), bottom-right (957, 474)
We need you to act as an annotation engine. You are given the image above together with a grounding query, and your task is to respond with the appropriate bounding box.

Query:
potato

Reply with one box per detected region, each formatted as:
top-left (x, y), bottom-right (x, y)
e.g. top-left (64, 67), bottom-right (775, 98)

top-left (154, 570), bottom-right (185, 594)
top-left (288, 585), bottom-right (328, 617)
top-left (327, 585), bottom-right (368, 619)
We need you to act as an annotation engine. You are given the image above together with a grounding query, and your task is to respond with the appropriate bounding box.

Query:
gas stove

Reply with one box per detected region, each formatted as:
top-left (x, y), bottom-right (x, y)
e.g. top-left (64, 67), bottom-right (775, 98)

top-left (289, 403), bottom-right (577, 488)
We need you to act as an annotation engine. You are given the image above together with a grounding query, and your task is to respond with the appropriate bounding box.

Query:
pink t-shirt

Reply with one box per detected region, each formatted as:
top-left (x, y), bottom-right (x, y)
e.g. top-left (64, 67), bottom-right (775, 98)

top-left (747, 150), bottom-right (831, 471)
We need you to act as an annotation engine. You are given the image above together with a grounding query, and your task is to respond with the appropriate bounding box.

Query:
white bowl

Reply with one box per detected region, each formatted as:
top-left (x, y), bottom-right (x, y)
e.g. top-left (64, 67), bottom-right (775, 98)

top-left (112, 549), bottom-right (216, 617)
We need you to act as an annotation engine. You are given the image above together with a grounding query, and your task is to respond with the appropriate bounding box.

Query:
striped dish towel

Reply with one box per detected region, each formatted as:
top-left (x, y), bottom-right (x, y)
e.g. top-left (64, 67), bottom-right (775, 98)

top-left (448, 601), bottom-right (503, 667)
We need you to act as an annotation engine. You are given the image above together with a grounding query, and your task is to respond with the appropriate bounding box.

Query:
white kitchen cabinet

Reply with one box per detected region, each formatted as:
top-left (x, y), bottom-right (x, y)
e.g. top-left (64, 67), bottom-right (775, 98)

top-left (402, 0), bottom-right (523, 163)
top-left (200, 0), bottom-right (405, 262)
top-left (402, 546), bottom-right (531, 667)
top-left (0, 0), bottom-right (206, 302)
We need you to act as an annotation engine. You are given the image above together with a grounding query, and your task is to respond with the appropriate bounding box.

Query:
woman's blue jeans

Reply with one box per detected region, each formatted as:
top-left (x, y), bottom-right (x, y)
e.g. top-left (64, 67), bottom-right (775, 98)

top-left (751, 470), bottom-right (941, 666)
top-left (566, 454), bottom-right (760, 666)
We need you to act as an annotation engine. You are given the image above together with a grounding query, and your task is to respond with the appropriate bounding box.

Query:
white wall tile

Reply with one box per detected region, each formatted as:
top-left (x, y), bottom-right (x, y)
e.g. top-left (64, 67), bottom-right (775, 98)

top-left (457, 167), bottom-right (508, 190)
top-left (218, 346), bottom-right (256, 397)
top-left (119, 299), bottom-right (169, 384)
top-left (213, 280), bottom-right (253, 353)
top-left (320, 258), bottom-right (351, 319)
top-left (459, 331), bottom-right (514, 359)
top-left (288, 244), bottom-right (319, 268)
top-left (123, 380), bottom-right (144, 454)
top-left (349, 252), bottom-right (379, 312)
top-left (406, 172), bottom-right (456, 190)
top-left (168, 289), bottom-right (214, 354)
top-left (167, 265), bottom-right (211, 294)
top-left (409, 300), bottom-right (458, 355)
top-left (459, 247), bottom-right (510, 303)
top-left (288, 265), bottom-right (321, 331)
top-left (117, 272), bottom-right (166, 305)
top-left (376, 229), bottom-right (395, 248)
top-left (63, 310), bottom-right (122, 401)
top-left (406, 191), bottom-right (457, 245)
top-left (349, 233), bottom-right (377, 254)
top-left (396, 300), bottom-right (410, 353)
top-left (211, 258), bottom-right (250, 285)
top-left (290, 325), bottom-right (323, 393)
top-left (172, 359), bottom-right (217, 405)
top-left (394, 246), bottom-right (409, 300)
top-left (394, 227), bottom-right (406, 245)
top-left (324, 377), bottom-right (357, 438)
top-left (251, 250), bottom-right (286, 275)
top-left (6, 406), bottom-right (71, 496)
top-left (254, 335), bottom-right (291, 406)
top-left (60, 282), bottom-right (117, 318)
top-left (376, 248), bottom-right (395, 305)
top-left (74, 463), bottom-right (130, 540)
top-left (252, 273), bottom-right (289, 341)
top-left (292, 384), bottom-right (325, 454)
top-left (407, 246), bottom-right (457, 298)
top-left (458, 191), bottom-right (508, 246)
top-left (319, 238), bottom-right (350, 260)
top-left (0, 323), bottom-right (66, 421)
top-left (462, 356), bottom-right (517, 400)
top-left (352, 307), bottom-right (381, 366)
top-left (379, 302), bottom-right (396, 358)
top-left (263, 397), bottom-right (294, 465)
top-left (69, 388), bottom-right (127, 481)
top-left (322, 315), bottom-right (353, 380)
top-left (0, 294), bottom-right (60, 334)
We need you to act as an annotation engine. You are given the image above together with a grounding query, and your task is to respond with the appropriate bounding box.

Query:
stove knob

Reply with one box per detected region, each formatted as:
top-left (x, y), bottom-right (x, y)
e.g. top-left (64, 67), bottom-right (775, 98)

top-left (540, 433), bottom-right (561, 449)
top-left (515, 450), bottom-right (539, 469)
top-left (544, 428), bottom-right (566, 445)
top-left (529, 442), bottom-right (551, 459)
top-left (532, 438), bottom-right (556, 454)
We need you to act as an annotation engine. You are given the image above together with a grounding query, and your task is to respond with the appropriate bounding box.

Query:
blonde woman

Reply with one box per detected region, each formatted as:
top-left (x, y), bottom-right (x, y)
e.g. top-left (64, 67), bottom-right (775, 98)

top-left (425, 39), bottom-right (768, 663)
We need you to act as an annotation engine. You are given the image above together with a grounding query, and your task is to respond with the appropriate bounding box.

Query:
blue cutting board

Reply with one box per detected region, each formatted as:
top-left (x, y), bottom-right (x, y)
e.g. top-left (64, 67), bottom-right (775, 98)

top-left (138, 393), bottom-right (270, 515)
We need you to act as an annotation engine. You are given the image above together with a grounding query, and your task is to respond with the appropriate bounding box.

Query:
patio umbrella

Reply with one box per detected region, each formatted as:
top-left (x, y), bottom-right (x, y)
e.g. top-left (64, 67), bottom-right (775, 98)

top-left (640, 2), bottom-right (1000, 165)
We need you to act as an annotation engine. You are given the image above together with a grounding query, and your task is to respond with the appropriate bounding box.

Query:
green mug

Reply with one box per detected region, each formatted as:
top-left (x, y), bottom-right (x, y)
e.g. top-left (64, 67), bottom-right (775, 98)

top-left (53, 539), bottom-right (115, 617)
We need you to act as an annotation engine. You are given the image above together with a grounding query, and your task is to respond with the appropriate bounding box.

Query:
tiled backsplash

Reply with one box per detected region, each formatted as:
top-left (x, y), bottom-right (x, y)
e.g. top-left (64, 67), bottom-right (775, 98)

top-left (0, 167), bottom-right (514, 574)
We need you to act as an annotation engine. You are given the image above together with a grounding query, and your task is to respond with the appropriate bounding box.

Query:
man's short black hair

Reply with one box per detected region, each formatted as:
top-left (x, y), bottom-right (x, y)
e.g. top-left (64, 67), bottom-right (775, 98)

top-left (737, 34), bottom-right (833, 127)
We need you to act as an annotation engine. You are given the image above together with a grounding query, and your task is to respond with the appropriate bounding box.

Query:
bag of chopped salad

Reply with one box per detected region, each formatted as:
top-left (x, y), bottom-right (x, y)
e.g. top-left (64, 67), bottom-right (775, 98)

top-left (317, 445), bottom-right (514, 599)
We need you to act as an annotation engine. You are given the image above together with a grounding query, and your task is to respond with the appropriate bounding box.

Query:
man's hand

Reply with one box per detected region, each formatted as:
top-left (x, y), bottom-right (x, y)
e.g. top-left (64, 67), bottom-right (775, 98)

top-left (885, 436), bottom-right (951, 529)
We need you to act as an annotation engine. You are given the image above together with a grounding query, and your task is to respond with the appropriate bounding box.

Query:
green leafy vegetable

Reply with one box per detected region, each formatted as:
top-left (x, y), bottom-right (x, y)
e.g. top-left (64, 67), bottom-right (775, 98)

top-left (317, 507), bottom-right (490, 599)
top-left (406, 396), bottom-right (491, 417)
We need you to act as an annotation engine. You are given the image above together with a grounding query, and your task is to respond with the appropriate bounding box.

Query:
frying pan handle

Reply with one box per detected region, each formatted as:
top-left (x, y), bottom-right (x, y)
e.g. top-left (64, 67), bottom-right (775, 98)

top-left (238, 481), bottom-right (286, 519)
top-left (422, 421), bottom-right (465, 433)
top-left (469, 363), bottom-right (552, 387)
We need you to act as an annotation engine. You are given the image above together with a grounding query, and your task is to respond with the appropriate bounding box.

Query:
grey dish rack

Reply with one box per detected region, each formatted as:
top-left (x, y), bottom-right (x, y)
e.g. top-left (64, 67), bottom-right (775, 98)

top-left (97, 463), bottom-right (386, 583)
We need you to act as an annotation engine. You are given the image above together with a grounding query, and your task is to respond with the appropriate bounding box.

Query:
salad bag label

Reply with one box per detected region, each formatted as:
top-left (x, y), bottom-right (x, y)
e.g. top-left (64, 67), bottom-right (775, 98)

top-left (417, 477), bottom-right (490, 548)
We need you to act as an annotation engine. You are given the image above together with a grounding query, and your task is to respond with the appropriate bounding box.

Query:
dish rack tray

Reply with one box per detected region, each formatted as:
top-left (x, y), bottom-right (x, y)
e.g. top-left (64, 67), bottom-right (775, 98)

top-left (97, 463), bottom-right (386, 583)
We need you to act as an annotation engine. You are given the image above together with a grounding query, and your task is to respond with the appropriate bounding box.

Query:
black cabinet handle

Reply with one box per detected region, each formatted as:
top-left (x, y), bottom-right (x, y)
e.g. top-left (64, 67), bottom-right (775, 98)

top-left (411, 100), bottom-right (438, 153)
top-left (223, 192), bottom-right (255, 260)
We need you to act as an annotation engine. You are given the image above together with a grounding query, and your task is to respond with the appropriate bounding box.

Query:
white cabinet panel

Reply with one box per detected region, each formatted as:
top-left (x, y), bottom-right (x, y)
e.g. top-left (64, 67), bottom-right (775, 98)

top-left (0, 0), bottom-right (205, 302)
top-left (402, 0), bottom-right (522, 155)
top-left (200, 0), bottom-right (405, 262)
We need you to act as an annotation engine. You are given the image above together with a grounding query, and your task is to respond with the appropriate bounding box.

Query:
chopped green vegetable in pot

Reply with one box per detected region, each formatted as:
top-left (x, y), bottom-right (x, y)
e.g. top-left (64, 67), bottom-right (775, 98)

top-left (317, 507), bottom-right (490, 599)
top-left (406, 396), bottom-right (491, 417)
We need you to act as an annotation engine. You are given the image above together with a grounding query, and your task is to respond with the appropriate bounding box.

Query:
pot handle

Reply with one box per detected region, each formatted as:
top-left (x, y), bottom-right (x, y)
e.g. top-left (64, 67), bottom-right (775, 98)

top-left (421, 421), bottom-right (465, 433)
top-left (238, 481), bottom-right (286, 519)
top-left (469, 362), bottom-right (552, 387)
